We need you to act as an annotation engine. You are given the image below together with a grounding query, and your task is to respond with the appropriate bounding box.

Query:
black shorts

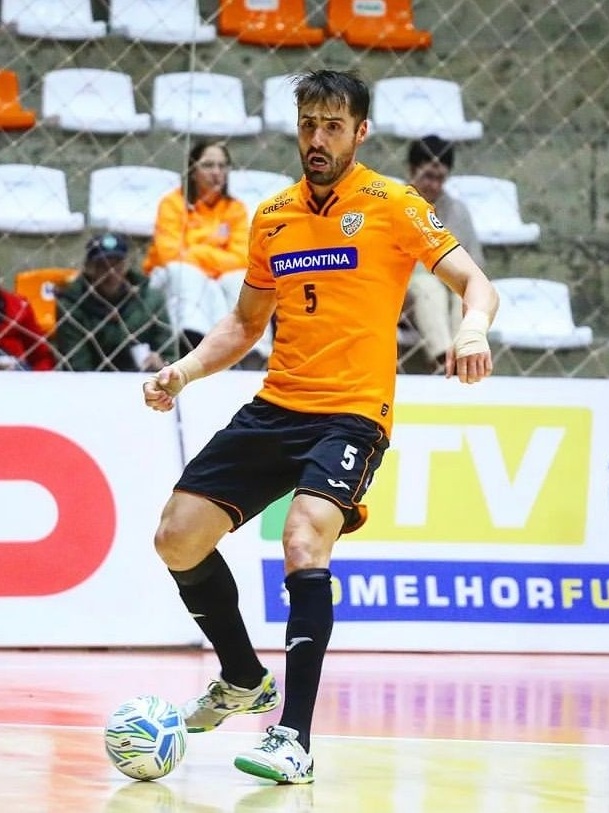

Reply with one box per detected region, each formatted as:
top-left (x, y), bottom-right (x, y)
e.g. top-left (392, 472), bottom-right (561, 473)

top-left (175, 396), bottom-right (389, 534)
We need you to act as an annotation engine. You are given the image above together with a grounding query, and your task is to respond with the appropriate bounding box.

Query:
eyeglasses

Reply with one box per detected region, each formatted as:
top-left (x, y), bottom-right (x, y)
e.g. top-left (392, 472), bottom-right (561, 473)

top-left (196, 161), bottom-right (230, 171)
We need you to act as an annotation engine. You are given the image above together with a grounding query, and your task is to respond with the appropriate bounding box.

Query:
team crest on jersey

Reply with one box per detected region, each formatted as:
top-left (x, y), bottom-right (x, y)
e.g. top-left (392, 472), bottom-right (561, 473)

top-left (428, 211), bottom-right (445, 230)
top-left (341, 212), bottom-right (364, 237)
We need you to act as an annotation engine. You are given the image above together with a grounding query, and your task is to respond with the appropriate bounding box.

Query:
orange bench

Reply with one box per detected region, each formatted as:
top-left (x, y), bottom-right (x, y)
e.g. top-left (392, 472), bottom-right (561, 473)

top-left (327, 0), bottom-right (432, 50)
top-left (14, 268), bottom-right (79, 334)
top-left (0, 70), bottom-right (36, 130)
top-left (219, 0), bottom-right (324, 47)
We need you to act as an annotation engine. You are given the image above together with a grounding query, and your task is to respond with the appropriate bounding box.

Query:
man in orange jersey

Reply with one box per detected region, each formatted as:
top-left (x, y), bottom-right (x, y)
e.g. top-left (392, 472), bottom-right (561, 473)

top-left (143, 70), bottom-right (499, 784)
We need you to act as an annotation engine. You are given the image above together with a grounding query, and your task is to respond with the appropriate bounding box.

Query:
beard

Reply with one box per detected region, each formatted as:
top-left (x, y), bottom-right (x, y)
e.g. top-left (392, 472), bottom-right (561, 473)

top-left (300, 148), bottom-right (354, 187)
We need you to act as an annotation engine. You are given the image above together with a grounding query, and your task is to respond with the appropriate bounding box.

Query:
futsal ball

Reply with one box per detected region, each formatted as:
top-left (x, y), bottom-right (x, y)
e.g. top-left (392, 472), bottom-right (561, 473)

top-left (104, 695), bottom-right (188, 781)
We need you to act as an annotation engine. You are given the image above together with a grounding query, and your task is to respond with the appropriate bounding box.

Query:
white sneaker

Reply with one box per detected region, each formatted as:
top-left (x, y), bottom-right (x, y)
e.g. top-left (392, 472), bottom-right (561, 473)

top-left (182, 670), bottom-right (280, 733)
top-left (234, 725), bottom-right (314, 784)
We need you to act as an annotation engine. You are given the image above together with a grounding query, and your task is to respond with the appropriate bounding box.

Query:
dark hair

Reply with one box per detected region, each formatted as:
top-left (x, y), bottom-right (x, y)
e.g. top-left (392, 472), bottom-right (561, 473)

top-left (407, 135), bottom-right (455, 170)
top-left (186, 138), bottom-right (233, 206)
top-left (294, 70), bottom-right (370, 129)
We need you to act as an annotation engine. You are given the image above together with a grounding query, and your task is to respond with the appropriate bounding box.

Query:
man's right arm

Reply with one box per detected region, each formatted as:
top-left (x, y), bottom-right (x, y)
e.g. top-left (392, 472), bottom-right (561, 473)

top-left (143, 283), bottom-right (276, 411)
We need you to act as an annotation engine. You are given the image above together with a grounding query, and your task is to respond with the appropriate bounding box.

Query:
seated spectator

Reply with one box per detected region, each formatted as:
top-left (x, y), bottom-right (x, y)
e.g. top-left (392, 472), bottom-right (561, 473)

top-left (142, 138), bottom-right (272, 364)
top-left (55, 232), bottom-right (177, 372)
top-left (0, 285), bottom-right (55, 370)
top-left (404, 135), bottom-right (486, 373)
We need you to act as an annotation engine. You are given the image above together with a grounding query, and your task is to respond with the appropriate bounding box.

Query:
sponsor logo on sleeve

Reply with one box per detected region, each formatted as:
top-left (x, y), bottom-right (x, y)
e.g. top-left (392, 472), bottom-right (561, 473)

top-left (428, 211), bottom-right (445, 229)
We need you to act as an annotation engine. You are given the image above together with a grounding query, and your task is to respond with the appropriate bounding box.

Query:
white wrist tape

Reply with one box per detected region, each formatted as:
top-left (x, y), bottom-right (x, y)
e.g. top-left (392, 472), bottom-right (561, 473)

top-left (173, 353), bottom-right (204, 387)
top-left (453, 309), bottom-right (490, 358)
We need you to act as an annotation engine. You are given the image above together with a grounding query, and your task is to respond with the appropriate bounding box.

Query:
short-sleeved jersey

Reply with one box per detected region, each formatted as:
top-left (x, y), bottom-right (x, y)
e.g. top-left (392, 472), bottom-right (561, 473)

top-left (245, 162), bottom-right (459, 436)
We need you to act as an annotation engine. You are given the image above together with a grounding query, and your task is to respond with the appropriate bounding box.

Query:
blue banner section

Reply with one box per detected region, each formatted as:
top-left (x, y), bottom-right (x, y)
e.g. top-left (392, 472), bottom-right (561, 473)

top-left (262, 559), bottom-right (609, 624)
top-left (270, 247), bottom-right (358, 277)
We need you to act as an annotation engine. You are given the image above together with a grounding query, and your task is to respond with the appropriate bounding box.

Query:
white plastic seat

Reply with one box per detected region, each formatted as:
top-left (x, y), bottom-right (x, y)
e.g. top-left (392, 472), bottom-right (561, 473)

top-left (489, 278), bottom-right (593, 350)
top-left (372, 77), bottom-right (483, 141)
top-left (263, 74), bottom-right (300, 135)
top-left (152, 72), bottom-right (262, 137)
top-left (88, 166), bottom-right (181, 237)
top-left (228, 169), bottom-right (295, 220)
top-left (0, 164), bottom-right (84, 234)
top-left (42, 68), bottom-right (150, 134)
top-left (109, 0), bottom-right (215, 44)
top-left (444, 175), bottom-right (541, 245)
top-left (2, 0), bottom-right (106, 39)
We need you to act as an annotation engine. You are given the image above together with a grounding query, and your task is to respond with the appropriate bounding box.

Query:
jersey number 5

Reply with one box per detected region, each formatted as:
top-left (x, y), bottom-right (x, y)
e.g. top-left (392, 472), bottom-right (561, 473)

top-left (304, 283), bottom-right (317, 313)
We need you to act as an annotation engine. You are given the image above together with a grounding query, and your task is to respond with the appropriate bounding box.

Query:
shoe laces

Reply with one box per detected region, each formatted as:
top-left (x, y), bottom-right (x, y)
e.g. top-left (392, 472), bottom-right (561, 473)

top-left (259, 727), bottom-right (293, 754)
top-left (198, 678), bottom-right (228, 707)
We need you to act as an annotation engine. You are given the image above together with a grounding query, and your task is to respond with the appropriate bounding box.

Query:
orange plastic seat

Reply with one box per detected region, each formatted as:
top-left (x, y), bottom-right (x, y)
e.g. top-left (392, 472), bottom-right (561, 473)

top-left (327, 0), bottom-right (432, 51)
top-left (0, 70), bottom-right (36, 130)
top-left (14, 268), bottom-right (79, 334)
top-left (219, 0), bottom-right (324, 47)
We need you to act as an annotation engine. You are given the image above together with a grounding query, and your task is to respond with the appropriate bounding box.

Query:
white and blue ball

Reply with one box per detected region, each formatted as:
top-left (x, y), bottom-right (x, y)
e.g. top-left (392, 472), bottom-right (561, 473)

top-left (104, 695), bottom-right (187, 781)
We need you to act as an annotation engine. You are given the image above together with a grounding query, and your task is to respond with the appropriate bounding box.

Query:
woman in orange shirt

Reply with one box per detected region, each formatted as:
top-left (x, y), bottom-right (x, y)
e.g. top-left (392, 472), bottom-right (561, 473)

top-left (143, 139), bottom-right (272, 359)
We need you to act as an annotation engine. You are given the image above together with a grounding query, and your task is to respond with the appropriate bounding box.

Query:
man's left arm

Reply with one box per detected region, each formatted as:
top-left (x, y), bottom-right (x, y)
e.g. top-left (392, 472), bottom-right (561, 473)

top-left (434, 245), bottom-right (499, 384)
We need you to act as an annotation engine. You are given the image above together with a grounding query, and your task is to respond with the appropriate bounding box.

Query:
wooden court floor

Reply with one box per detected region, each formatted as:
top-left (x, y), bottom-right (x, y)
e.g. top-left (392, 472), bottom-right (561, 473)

top-left (1, 648), bottom-right (608, 812)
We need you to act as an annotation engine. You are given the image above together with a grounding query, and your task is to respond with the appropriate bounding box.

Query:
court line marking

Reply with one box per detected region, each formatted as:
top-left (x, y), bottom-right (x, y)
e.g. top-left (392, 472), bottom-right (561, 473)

top-left (0, 722), bottom-right (606, 750)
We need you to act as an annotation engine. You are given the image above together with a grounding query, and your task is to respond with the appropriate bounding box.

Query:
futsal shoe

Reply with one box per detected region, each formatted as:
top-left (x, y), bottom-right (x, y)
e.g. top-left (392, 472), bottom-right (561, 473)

top-left (182, 669), bottom-right (280, 733)
top-left (234, 725), bottom-right (314, 784)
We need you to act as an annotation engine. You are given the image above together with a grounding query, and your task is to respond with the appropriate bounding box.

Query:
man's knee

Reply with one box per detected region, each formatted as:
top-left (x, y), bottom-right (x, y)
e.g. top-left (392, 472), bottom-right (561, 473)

top-left (154, 494), bottom-right (231, 570)
top-left (154, 516), bottom-right (187, 569)
top-left (154, 511), bottom-right (209, 570)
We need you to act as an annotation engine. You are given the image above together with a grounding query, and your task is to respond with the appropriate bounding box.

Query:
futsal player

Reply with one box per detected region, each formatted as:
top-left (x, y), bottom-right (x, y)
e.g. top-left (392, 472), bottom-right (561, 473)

top-left (143, 69), bottom-right (498, 784)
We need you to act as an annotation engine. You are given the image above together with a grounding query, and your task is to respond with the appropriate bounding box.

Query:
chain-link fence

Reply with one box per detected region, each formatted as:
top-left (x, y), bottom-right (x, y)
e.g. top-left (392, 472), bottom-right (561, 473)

top-left (0, 0), bottom-right (607, 375)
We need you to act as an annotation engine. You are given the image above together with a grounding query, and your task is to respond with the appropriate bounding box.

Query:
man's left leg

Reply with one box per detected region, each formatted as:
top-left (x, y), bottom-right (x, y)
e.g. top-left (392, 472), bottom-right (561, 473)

top-left (234, 496), bottom-right (341, 784)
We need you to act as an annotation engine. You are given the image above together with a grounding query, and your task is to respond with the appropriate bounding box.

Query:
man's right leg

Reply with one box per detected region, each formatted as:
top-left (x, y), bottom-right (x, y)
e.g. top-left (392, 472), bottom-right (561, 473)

top-left (154, 491), bottom-right (280, 731)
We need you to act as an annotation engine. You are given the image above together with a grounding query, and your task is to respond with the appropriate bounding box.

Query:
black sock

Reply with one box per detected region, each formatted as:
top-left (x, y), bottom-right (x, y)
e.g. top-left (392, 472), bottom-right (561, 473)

top-left (169, 550), bottom-right (264, 689)
top-left (279, 568), bottom-right (333, 753)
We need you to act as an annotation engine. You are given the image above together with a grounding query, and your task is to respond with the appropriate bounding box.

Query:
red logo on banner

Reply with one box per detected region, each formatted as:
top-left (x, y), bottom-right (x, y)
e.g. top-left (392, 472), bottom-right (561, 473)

top-left (0, 427), bottom-right (116, 596)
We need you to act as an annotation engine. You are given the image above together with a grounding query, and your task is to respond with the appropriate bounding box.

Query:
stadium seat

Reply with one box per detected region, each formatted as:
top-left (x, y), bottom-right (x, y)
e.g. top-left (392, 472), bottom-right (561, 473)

top-left (444, 175), bottom-right (541, 245)
top-left (0, 70), bottom-right (36, 130)
top-left (152, 72), bottom-right (262, 136)
top-left (14, 268), bottom-right (79, 335)
top-left (263, 74), bottom-right (300, 135)
top-left (42, 68), bottom-right (151, 134)
top-left (88, 166), bottom-right (181, 237)
top-left (326, 0), bottom-right (431, 50)
top-left (0, 164), bottom-right (85, 234)
top-left (218, 0), bottom-right (324, 46)
top-left (228, 169), bottom-right (295, 220)
top-left (109, 0), bottom-right (216, 44)
top-left (2, 0), bottom-right (106, 40)
top-left (489, 278), bottom-right (593, 350)
top-left (372, 77), bottom-right (483, 141)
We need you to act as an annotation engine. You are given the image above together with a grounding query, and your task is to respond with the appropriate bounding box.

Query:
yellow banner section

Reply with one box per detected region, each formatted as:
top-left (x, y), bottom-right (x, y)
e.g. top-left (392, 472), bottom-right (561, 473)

top-left (352, 405), bottom-right (591, 544)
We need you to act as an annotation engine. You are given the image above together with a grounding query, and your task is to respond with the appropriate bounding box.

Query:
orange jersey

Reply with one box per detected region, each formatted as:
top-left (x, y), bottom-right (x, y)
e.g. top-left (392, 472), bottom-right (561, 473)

top-left (245, 163), bottom-right (459, 436)
top-left (142, 188), bottom-right (249, 279)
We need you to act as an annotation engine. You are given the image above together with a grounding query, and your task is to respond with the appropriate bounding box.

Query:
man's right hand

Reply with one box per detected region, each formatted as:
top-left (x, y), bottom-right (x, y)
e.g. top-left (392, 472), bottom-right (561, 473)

top-left (143, 366), bottom-right (187, 412)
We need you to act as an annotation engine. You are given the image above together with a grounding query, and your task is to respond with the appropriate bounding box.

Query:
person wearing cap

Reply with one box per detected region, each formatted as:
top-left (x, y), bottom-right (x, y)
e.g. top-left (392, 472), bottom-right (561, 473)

top-left (54, 232), bottom-right (178, 372)
top-left (403, 135), bottom-right (485, 373)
